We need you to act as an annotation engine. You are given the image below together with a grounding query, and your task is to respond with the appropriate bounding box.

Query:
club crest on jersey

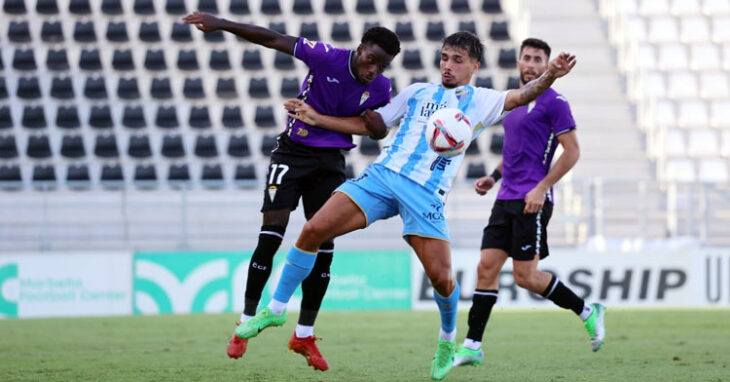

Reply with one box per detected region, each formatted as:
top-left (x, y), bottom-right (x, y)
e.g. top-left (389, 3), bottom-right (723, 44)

top-left (267, 186), bottom-right (277, 202)
top-left (359, 91), bottom-right (370, 106)
top-left (455, 87), bottom-right (472, 102)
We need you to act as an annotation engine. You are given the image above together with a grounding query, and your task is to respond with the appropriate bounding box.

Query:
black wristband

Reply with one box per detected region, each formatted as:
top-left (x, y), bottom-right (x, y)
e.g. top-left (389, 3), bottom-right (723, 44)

top-left (490, 169), bottom-right (502, 182)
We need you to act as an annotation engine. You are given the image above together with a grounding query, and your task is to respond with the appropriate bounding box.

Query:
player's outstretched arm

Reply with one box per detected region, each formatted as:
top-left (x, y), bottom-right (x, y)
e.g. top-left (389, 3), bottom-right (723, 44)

top-left (523, 130), bottom-right (580, 214)
top-left (503, 52), bottom-right (576, 111)
top-left (284, 99), bottom-right (387, 139)
top-left (182, 12), bottom-right (296, 54)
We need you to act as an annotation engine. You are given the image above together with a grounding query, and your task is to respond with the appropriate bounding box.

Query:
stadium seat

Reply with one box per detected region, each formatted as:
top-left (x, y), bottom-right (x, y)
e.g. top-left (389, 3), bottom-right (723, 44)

top-left (84, 77), bottom-right (107, 99)
top-left (653, 100), bottom-right (676, 126)
top-left (189, 106), bottom-right (212, 128)
top-left (626, 17), bottom-right (648, 42)
top-left (106, 22), bottom-right (129, 43)
top-left (166, 0), bottom-right (186, 14)
top-left (506, 76), bottom-right (520, 89)
top-left (465, 140), bottom-right (481, 155)
top-left (234, 164), bottom-right (257, 187)
top-left (476, 76), bottom-right (494, 88)
top-left (0, 107), bottom-right (12, 129)
top-left (229, 0), bottom-right (250, 14)
top-left (199, 0), bottom-right (218, 13)
top-left (419, 0), bottom-right (438, 13)
top-left (490, 21), bottom-right (510, 41)
top-left (60, 135), bottom-right (86, 158)
top-left (426, 22), bottom-right (445, 41)
top-left (690, 43), bottom-right (720, 71)
top-left (648, 17), bottom-right (678, 43)
top-left (677, 100), bottom-right (708, 128)
top-left (22, 106), bottom-right (47, 129)
top-left (134, 0), bottom-right (155, 14)
top-left (100, 163), bottom-right (124, 187)
top-left (56, 106), bottom-right (80, 129)
top-left (721, 131), bottom-right (730, 157)
top-left (133, 164), bottom-right (157, 188)
top-left (359, 137), bottom-right (380, 155)
top-left (0, 79), bottom-right (6, 99)
top-left (688, 129), bottom-right (718, 157)
top-left (331, 22), bottom-right (352, 42)
top-left (73, 21), bottom-right (96, 43)
top-left (27, 135), bottom-right (52, 158)
top-left (363, 21), bottom-right (380, 34)
top-left (466, 163), bottom-right (486, 179)
top-left (216, 78), bottom-right (237, 99)
top-left (128, 135), bottom-right (152, 158)
top-left (161, 135), bottom-right (185, 158)
top-left (13, 49), bottom-right (37, 71)
top-left (94, 134), bottom-right (119, 158)
top-left (210, 50), bottom-right (231, 70)
top-left (41, 21), bottom-right (64, 43)
top-left (325, 0), bottom-right (344, 14)
top-left (66, 164), bottom-right (91, 188)
top-left (139, 22), bottom-right (161, 42)
top-left (36, 0), bottom-right (59, 14)
top-left (482, 0), bottom-right (502, 13)
top-left (657, 43), bottom-right (688, 71)
top-left (255, 106), bottom-right (277, 128)
top-left (222, 106), bottom-right (244, 128)
top-left (122, 105), bottom-right (146, 128)
top-left (458, 21), bottom-right (477, 35)
top-left (3, 0), bottom-right (26, 13)
top-left (293, 0), bottom-right (313, 14)
top-left (490, 132), bottom-right (503, 154)
top-left (387, 0), bottom-right (407, 14)
top-left (402, 49), bottom-right (423, 70)
top-left (710, 100), bottom-right (730, 128)
top-left (411, 76), bottom-right (427, 84)
top-left (699, 72), bottom-right (729, 99)
top-left (703, 0), bottom-right (730, 15)
top-left (8, 21), bottom-right (31, 43)
top-left (0, 136), bottom-right (19, 159)
top-left (498, 48), bottom-right (517, 69)
top-left (274, 51), bottom-right (295, 70)
top-left (204, 30), bottom-right (225, 43)
top-left (667, 72), bottom-right (698, 99)
top-left (168, 164), bottom-right (191, 185)
top-left (79, 49), bottom-right (102, 71)
top-left (145, 49), bottom-right (167, 71)
top-left (101, 0), bottom-right (123, 14)
top-left (639, 0), bottom-right (669, 15)
top-left (698, 159), bottom-right (729, 182)
top-left (150, 77), bottom-right (173, 99)
top-left (395, 22), bottom-right (415, 42)
top-left (156, 106), bottom-right (179, 128)
top-left (183, 78), bottom-right (205, 99)
top-left (171, 22), bottom-right (193, 42)
top-left (680, 16), bottom-right (710, 43)
top-left (249, 78), bottom-right (271, 98)
top-left (451, 0), bottom-right (470, 13)
top-left (281, 77), bottom-right (300, 97)
top-left (356, 0), bottom-right (376, 14)
top-left (194, 135), bottom-right (218, 158)
top-left (89, 105), bottom-right (113, 129)
top-left (178, 50), bottom-right (199, 71)
top-left (0, 165), bottom-right (22, 189)
top-left (112, 50), bottom-right (135, 71)
top-left (227, 135), bottom-right (251, 157)
top-left (261, 0), bottom-right (281, 14)
top-left (300, 22), bottom-right (320, 41)
top-left (201, 163), bottom-right (224, 188)
top-left (260, 134), bottom-right (278, 156)
top-left (269, 22), bottom-right (287, 35)
top-left (117, 78), bottom-right (141, 100)
top-left (712, 15), bottom-right (730, 43)
top-left (32, 165), bottom-right (57, 187)
top-left (69, 0), bottom-right (91, 14)
top-left (17, 77), bottom-right (42, 99)
top-left (664, 129), bottom-right (685, 156)
top-left (242, 50), bottom-right (263, 70)
top-left (46, 49), bottom-right (69, 71)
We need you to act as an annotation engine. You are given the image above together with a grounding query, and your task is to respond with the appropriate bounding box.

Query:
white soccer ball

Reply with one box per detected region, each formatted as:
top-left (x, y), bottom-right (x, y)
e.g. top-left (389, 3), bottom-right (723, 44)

top-left (425, 108), bottom-right (473, 157)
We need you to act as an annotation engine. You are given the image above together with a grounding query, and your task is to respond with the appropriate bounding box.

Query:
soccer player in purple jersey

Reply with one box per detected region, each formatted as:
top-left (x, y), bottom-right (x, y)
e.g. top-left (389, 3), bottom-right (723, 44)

top-left (453, 38), bottom-right (606, 368)
top-left (182, 12), bottom-right (400, 370)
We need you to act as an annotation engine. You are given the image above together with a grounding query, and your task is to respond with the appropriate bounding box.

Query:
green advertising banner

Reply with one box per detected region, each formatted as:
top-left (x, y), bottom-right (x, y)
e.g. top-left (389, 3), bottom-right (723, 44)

top-left (133, 251), bottom-right (410, 315)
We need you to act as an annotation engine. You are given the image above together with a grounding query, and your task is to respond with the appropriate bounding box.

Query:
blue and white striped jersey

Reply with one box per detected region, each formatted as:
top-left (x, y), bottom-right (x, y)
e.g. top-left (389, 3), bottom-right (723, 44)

top-left (374, 82), bottom-right (508, 198)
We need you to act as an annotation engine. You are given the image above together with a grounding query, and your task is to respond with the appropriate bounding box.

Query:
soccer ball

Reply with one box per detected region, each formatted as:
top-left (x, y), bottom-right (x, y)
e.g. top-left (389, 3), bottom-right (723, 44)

top-left (425, 108), bottom-right (473, 157)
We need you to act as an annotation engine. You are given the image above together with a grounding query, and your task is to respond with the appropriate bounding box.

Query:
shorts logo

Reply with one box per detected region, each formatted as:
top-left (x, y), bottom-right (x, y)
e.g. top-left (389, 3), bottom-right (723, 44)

top-left (521, 244), bottom-right (532, 251)
top-left (296, 128), bottom-right (308, 137)
top-left (268, 186), bottom-right (277, 202)
top-left (422, 202), bottom-right (445, 222)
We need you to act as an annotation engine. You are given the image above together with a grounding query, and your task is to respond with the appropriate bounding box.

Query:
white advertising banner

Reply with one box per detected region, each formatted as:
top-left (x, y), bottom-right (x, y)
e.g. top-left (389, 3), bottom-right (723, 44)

top-left (0, 252), bottom-right (133, 318)
top-left (411, 248), bottom-right (730, 310)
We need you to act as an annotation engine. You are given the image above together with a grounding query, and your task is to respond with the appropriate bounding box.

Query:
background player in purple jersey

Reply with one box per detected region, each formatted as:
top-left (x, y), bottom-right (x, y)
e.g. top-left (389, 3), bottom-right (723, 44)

top-left (182, 12), bottom-right (400, 370)
top-left (453, 38), bottom-right (606, 368)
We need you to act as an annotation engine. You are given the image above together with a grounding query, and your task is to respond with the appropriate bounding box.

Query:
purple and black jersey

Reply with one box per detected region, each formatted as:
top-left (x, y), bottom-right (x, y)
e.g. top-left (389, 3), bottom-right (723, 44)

top-left (286, 38), bottom-right (392, 149)
top-left (497, 88), bottom-right (576, 202)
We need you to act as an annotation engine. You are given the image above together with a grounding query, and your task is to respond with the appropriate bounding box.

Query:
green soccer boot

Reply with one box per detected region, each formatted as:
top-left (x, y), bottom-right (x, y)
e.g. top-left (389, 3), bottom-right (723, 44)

top-left (235, 307), bottom-right (287, 339)
top-left (453, 345), bottom-right (484, 367)
top-left (583, 303), bottom-right (606, 352)
top-left (430, 339), bottom-right (456, 380)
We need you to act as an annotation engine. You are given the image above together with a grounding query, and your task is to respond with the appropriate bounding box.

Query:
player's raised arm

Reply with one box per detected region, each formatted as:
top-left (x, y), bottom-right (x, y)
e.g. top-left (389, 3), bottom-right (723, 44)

top-left (284, 99), bottom-right (387, 139)
top-left (503, 52), bottom-right (576, 111)
top-left (182, 12), bottom-right (296, 55)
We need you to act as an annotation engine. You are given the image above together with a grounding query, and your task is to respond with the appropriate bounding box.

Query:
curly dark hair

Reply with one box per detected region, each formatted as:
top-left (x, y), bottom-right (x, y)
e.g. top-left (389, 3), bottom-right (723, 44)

top-left (520, 38), bottom-right (551, 59)
top-left (442, 31), bottom-right (484, 61)
top-left (362, 26), bottom-right (401, 57)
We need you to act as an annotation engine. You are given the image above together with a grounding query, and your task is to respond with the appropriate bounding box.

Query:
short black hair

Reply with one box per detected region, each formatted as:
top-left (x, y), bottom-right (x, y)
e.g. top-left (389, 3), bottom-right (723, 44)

top-left (520, 38), bottom-right (551, 59)
top-left (362, 26), bottom-right (401, 57)
top-left (442, 31), bottom-right (484, 61)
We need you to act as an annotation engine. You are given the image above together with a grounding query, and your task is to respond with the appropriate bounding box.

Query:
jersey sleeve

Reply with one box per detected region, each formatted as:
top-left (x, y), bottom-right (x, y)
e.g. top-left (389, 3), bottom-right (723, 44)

top-left (550, 94), bottom-right (577, 135)
top-left (374, 83), bottom-right (422, 128)
top-left (471, 89), bottom-right (509, 139)
top-left (293, 37), bottom-right (335, 68)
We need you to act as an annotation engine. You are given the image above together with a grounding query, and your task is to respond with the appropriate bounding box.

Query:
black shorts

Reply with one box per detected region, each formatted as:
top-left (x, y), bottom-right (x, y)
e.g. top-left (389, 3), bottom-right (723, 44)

top-left (481, 199), bottom-right (553, 261)
top-left (261, 133), bottom-right (347, 216)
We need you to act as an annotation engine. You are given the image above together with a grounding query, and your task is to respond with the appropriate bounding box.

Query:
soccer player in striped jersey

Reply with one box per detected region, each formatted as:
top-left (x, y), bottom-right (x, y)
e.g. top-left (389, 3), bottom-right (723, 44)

top-left (453, 38), bottom-right (606, 369)
top-left (183, 12), bottom-right (400, 370)
top-left (236, 32), bottom-right (576, 380)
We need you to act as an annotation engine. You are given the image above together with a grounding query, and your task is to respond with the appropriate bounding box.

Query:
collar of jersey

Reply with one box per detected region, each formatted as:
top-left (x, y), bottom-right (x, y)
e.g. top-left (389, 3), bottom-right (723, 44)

top-left (347, 50), bottom-right (358, 81)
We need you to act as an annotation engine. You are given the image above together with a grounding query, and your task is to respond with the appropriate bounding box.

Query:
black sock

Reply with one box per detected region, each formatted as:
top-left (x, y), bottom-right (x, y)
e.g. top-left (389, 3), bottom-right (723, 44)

top-left (542, 274), bottom-right (584, 316)
top-left (243, 225), bottom-right (285, 316)
top-left (298, 243), bottom-right (334, 326)
top-left (466, 289), bottom-right (498, 342)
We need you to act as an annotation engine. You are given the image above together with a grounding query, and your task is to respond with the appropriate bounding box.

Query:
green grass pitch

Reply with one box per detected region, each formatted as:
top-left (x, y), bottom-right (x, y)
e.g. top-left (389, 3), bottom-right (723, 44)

top-left (1, 309), bottom-right (728, 381)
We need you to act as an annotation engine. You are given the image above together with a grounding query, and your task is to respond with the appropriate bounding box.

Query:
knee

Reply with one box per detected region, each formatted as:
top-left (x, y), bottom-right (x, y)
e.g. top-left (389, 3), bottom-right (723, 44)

top-left (300, 220), bottom-right (328, 247)
top-left (476, 258), bottom-right (500, 283)
top-left (512, 268), bottom-right (535, 289)
top-left (428, 270), bottom-right (453, 296)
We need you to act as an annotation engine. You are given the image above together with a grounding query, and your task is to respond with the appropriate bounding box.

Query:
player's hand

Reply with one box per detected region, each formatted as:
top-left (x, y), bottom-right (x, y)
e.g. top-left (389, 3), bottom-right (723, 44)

top-left (474, 176), bottom-right (496, 195)
top-left (182, 12), bottom-right (223, 32)
top-left (547, 52), bottom-right (577, 79)
top-left (284, 99), bottom-right (320, 125)
top-left (523, 186), bottom-right (547, 214)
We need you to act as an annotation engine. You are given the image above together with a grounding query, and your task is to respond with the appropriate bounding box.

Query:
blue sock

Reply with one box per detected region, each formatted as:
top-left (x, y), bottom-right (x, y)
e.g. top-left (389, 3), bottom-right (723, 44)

top-left (272, 246), bottom-right (318, 304)
top-left (433, 281), bottom-right (460, 333)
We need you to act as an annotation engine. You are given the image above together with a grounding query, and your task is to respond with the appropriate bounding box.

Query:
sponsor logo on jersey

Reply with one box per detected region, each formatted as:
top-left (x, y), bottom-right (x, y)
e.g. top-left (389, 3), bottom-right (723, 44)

top-left (419, 102), bottom-right (446, 118)
top-left (429, 156), bottom-right (452, 172)
top-left (359, 91), bottom-right (370, 106)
